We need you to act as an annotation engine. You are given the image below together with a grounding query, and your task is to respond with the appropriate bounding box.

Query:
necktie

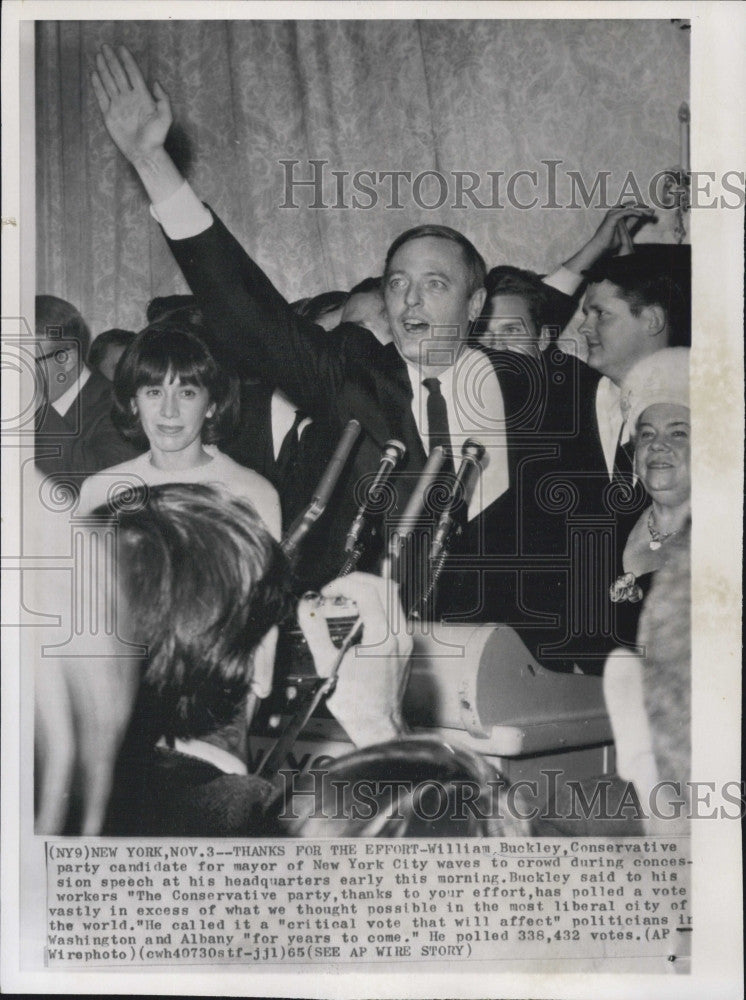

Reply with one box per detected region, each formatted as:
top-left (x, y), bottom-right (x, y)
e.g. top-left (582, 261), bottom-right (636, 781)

top-left (274, 409), bottom-right (305, 483)
top-left (423, 377), bottom-right (455, 475)
top-left (612, 420), bottom-right (633, 482)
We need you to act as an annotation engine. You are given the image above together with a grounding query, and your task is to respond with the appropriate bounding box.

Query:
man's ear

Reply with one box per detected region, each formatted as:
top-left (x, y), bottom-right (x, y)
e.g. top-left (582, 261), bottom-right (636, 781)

top-left (641, 303), bottom-right (667, 338)
top-left (538, 325), bottom-right (552, 353)
top-left (206, 402), bottom-right (216, 420)
top-left (468, 287), bottom-right (487, 323)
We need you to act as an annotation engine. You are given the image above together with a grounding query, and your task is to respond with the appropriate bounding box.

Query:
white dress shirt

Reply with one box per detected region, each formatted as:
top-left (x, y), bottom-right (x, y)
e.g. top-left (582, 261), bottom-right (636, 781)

top-left (52, 364), bottom-right (91, 418)
top-left (405, 351), bottom-right (510, 521)
top-left (595, 376), bottom-right (630, 479)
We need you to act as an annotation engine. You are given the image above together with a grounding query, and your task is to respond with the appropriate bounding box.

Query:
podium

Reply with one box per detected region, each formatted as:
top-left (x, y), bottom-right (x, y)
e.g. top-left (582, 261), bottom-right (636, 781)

top-left (250, 622), bottom-right (615, 807)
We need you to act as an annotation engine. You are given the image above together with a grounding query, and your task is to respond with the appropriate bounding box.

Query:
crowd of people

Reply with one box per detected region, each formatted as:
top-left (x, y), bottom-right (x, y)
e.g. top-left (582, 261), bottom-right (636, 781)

top-left (33, 44), bottom-right (691, 838)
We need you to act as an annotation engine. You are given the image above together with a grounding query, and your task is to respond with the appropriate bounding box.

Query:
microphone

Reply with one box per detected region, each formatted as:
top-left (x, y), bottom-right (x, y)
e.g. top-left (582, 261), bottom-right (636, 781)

top-left (386, 446), bottom-right (446, 564)
top-left (344, 439), bottom-right (406, 554)
top-left (429, 438), bottom-right (486, 561)
top-left (281, 419), bottom-right (361, 563)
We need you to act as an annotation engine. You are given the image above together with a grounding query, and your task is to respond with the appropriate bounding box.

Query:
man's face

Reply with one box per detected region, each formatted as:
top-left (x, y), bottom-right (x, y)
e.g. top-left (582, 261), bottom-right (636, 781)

top-left (579, 280), bottom-right (660, 385)
top-left (384, 236), bottom-right (485, 369)
top-left (478, 293), bottom-right (547, 359)
top-left (35, 336), bottom-right (81, 404)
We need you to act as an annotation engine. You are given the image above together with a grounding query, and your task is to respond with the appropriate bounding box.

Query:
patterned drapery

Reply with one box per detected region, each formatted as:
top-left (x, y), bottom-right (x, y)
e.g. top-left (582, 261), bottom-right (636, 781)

top-left (36, 19), bottom-right (689, 338)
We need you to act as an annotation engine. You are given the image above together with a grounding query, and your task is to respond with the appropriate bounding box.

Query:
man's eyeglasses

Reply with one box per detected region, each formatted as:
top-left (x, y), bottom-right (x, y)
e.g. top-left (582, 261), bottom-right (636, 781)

top-left (35, 348), bottom-right (71, 365)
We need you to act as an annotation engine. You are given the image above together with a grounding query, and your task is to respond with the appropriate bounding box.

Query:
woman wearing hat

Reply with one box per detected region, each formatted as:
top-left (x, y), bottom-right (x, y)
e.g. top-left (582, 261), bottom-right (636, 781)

top-left (609, 347), bottom-right (690, 606)
top-left (604, 347), bottom-right (691, 832)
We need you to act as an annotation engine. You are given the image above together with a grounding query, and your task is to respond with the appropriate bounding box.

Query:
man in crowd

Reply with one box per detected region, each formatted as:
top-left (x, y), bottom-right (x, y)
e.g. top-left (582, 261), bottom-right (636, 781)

top-left (519, 250), bottom-right (690, 669)
top-left (87, 327), bottom-right (135, 382)
top-left (90, 45), bottom-right (687, 653)
top-left (35, 294), bottom-right (139, 484)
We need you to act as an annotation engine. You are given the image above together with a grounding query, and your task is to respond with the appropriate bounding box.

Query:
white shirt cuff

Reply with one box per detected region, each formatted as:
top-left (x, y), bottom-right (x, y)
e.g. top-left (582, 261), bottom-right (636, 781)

top-left (149, 180), bottom-right (213, 240)
top-left (543, 265), bottom-right (583, 297)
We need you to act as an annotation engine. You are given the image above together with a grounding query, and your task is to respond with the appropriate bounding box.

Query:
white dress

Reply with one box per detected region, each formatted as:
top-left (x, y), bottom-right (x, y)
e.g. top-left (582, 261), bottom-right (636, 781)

top-left (77, 446), bottom-right (281, 539)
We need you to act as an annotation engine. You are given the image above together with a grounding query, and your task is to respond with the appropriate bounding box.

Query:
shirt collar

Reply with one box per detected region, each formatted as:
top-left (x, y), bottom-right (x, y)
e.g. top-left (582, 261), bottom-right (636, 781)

top-left (52, 365), bottom-right (91, 417)
top-left (157, 736), bottom-right (248, 775)
top-left (405, 347), bottom-right (477, 395)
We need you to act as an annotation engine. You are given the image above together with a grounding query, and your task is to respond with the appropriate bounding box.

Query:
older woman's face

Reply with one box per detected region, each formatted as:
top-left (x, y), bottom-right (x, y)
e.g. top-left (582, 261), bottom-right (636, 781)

top-left (635, 403), bottom-right (690, 505)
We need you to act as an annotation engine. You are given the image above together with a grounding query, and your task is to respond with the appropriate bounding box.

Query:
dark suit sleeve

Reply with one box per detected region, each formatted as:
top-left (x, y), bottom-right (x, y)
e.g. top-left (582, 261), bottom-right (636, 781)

top-left (35, 393), bottom-right (137, 481)
top-left (165, 212), bottom-right (348, 419)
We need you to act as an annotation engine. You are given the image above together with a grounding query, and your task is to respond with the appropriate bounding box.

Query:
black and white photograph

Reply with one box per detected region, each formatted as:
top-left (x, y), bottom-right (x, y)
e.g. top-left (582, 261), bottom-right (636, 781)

top-left (2, 2), bottom-right (743, 996)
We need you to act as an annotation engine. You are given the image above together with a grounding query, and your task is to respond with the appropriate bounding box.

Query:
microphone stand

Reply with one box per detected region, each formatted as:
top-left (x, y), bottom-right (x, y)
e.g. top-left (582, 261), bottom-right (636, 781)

top-left (337, 439), bottom-right (406, 576)
top-left (281, 419), bottom-right (361, 567)
top-left (414, 439), bottom-right (486, 618)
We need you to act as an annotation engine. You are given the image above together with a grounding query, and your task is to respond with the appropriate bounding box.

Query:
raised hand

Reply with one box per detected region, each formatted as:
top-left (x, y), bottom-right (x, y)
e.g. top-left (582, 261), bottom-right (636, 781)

top-left (92, 44), bottom-right (172, 165)
top-left (298, 573), bottom-right (412, 748)
top-left (591, 203), bottom-right (656, 254)
top-left (563, 202), bottom-right (657, 275)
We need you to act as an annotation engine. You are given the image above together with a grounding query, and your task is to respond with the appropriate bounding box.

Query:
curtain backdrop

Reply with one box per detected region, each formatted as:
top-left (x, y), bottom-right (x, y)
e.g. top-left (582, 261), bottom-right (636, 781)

top-left (36, 19), bottom-right (689, 338)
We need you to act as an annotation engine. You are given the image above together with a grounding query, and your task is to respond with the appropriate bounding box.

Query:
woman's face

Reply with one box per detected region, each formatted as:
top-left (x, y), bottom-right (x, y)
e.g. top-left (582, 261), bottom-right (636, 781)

top-left (132, 373), bottom-right (214, 456)
top-left (635, 403), bottom-right (690, 505)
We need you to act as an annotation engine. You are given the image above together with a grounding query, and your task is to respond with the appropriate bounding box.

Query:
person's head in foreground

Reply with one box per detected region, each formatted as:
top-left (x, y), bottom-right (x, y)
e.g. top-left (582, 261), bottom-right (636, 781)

top-left (280, 735), bottom-right (532, 837)
top-left (476, 266), bottom-right (553, 359)
top-left (112, 483), bottom-right (291, 744)
top-left (112, 323), bottom-right (238, 470)
top-left (580, 254), bottom-right (689, 386)
top-left (50, 483), bottom-right (412, 835)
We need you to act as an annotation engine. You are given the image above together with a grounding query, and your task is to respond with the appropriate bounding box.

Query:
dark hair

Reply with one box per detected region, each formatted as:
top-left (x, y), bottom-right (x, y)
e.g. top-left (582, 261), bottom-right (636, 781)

top-left (482, 265), bottom-right (552, 337)
top-left (111, 324), bottom-right (239, 447)
top-left (146, 295), bottom-right (202, 326)
top-left (584, 251), bottom-right (690, 347)
top-left (292, 290), bottom-right (349, 323)
top-left (348, 275), bottom-right (382, 296)
top-left (99, 483), bottom-right (292, 740)
top-left (35, 294), bottom-right (91, 357)
top-left (384, 226), bottom-right (486, 294)
top-left (88, 328), bottom-right (136, 371)
top-left (281, 736), bottom-right (532, 837)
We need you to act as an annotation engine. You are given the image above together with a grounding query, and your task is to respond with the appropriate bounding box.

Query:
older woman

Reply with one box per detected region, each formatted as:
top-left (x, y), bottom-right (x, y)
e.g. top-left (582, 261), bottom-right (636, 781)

top-left (618, 346), bottom-right (690, 584)
top-left (77, 323), bottom-right (281, 537)
top-left (604, 347), bottom-right (691, 832)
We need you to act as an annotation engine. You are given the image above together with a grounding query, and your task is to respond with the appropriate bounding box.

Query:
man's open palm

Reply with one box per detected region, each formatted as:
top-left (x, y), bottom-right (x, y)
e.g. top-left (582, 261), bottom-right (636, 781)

top-left (92, 44), bottom-right (172, 163)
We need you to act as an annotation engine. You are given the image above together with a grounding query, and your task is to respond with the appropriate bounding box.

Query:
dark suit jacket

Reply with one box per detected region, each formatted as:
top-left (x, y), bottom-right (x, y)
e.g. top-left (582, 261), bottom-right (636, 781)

top-left (164, 212), bottom-right (640, 664)
top-left (106, 746), bottom-right (274, 837)
top-left (519, 350), bottom-right (647, 670)
top-left (166, 213), bottom-right (552, 599)
top-left (35, 368), bottom-right (140, 484)
top-left (223, 378), bottom-right (343, 586)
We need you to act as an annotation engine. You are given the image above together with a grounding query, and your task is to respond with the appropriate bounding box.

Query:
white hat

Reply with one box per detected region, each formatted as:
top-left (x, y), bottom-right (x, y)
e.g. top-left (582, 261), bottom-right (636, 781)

top-left (621, 348), bottom-right (690, 433)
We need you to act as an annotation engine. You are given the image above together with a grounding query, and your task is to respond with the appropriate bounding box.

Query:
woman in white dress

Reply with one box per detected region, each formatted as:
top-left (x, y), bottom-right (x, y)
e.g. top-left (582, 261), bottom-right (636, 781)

top-left (78, 322), bottom-right (281, 539)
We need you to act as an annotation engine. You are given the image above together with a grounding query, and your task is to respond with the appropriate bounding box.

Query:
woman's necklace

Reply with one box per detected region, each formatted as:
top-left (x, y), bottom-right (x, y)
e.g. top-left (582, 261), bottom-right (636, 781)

top-left (647, 510), bottom-right (682, 551)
